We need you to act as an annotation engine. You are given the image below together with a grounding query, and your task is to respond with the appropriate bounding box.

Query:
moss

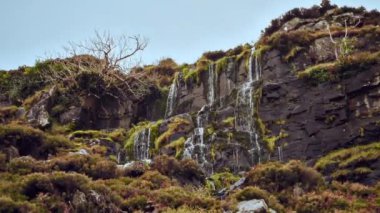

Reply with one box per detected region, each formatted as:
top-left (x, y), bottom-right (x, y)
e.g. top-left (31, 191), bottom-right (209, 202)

top-left (255, 117), bottom-right (267, 136)
top-left (70, 130), bottom-right (104, 138)
top-left (315, 142), bottom-right (380, 182)
top-left (215, 56), bottom-right (229, 74)
top-left (260, 25), bottom-right (380, 56)
top-left (183, 59), bottom-right (210, 85)
top-left (298, 50), bottom-right (380, 85)
top-left (275, 119), bottom-right (286, 125)
top-left (183, 68), bottom-right (200, 84)
top-left (222, 116), bottom-right (235, 127)
top-left (166, 137), bottom-right (186, 159)
top-left (284, 46), bottom-right (304, 62)
top-left (297, 62), bottom-right (335, 83)
top-left (71, 128), bottom-right (127, 144)
top-left (263, 130), bottom-right (288, 153)
top-left (253, 45), bottom-right (271, 58)
top-left (315, 142), bottom-right (380, 171)
top-left (209, 172), bottom-right (240, 191)
top-left (154, 117), bottom-right (191, 151)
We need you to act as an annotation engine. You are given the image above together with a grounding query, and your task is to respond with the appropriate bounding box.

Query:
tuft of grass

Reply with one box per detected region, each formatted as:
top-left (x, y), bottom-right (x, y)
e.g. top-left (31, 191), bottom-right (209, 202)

top-left (154, 117), bottom-right (191, 151)
top-left (166, 137), bottom-right (186, 159)
top-left (263, 131), bottom-right (288, 153)
top-left (315, 142), bottom-right (380, 171)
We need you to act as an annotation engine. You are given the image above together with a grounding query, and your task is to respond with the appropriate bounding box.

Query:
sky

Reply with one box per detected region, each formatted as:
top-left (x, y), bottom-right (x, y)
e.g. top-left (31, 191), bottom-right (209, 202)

top-left (0, 0), bottom-right (379, 70)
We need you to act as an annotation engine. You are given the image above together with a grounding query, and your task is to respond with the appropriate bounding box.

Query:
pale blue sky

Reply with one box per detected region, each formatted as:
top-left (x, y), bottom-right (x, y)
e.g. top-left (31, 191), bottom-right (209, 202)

top-left (0, 0), bottom-right (379, 70)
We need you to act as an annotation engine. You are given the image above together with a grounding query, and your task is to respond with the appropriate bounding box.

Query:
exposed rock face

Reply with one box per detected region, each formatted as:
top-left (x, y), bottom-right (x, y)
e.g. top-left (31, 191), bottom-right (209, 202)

top-left (259, 38), bottom-right (380, 164)
top-left (19, 6), bottom-right (380, 182)
top-left (27, 86), bottom-right (56, 128)
top-left (237, 199), bottom-right (272, 213)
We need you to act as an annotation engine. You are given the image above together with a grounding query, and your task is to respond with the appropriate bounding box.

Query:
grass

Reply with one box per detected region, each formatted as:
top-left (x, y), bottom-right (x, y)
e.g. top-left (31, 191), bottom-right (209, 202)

top-left (315, 142), bottom-right (380, 171)
top-left (263, 131), bottom-right (288, 153)
top-left (183, 59), bottom-right (209, 84)
top-left (154, 117), bottom-right (191, 151)
top-left (208, 172), bottom-right (240, 191)
top-left (284, 46), bottom-right (304, 62)
top-left (222, 116), bottom-right (235, 128)
top-left (297, 62), bottom-right (335, 83)
top-left (297, 51), bottom-right (380, 84)
top-left (315, 142), bottom-right (380, 181)
top-left (166, 137), bottom-right (186, 159)
top-left (0, 124), bottom-right (74, 159)
top-left (215, 57), bottom-right (229, 74)
top-left (0, 106), bottom-right (19, 121)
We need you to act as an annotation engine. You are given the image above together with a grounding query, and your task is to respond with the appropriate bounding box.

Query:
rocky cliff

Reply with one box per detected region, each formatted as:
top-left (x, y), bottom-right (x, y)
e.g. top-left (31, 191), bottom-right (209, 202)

top-left (0, 2), bottom-right (379, 212)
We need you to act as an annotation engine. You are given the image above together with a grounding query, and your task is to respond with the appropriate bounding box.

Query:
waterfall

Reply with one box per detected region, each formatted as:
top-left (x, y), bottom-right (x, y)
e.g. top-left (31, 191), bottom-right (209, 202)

top-left (182, 105), bottom-right (209, 165)
top-left (133, 128), bottom-right (151, 160)
top-left (183, 136), bottom-right (195, 159)
top-left (194, 105), bottom-right (208, 164)
top-left (254, 133), bottom-right (261, 164)
top-left (278, 146), bottom-right (283, 162)
top-left (208, 63), bottom-right (216, 105)
top-left (234, 48), bottom-right (263, 165)
top-left (165, 78), bottom-right (178, 118)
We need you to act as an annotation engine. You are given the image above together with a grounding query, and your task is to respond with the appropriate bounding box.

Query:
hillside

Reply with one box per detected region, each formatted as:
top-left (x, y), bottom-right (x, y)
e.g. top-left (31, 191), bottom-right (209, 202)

top-left (0, 2), bottom-right (380, 212)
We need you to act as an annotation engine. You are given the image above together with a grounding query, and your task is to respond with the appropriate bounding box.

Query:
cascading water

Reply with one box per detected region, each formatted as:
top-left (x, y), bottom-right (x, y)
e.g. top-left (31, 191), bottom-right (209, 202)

top-left (182, 105), bottom-right (209, 166)
top-left (194, 105), bottom-right (208, 164)
top-left (165, 78), bottom-right (178, 118)
top-left (133, 128), bottom-right (151, 160)
top-left (183, 136), bottom-right (195, 159)
top-left (278, 146), bottom-right (283, 162)
top-left (234, 48), bottom-right (263, 165)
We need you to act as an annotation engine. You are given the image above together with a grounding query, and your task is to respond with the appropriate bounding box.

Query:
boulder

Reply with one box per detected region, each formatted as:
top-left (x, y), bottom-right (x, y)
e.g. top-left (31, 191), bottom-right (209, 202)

top-left (27, 86), bottom-right (56, 128)
top-left (237, 199), bottom-right (275, 213)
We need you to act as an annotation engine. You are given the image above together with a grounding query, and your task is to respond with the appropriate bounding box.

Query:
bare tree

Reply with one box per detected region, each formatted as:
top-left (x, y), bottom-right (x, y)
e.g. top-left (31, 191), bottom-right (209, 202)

top-left (40, 31), bottom-right (150, 100)
top-left (326, 16), bottom-right (361, 61)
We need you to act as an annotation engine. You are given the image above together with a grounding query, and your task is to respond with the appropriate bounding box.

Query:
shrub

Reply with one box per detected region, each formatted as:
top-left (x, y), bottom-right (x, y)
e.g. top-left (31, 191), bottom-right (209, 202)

top-left (8, 156), bottom-right (47, 175)
top-left (152, 155), bottom-right (205, 185)
top-left (140, 171), bottom-right (172, 190)
top-left (154, 187), bottom-right (219, 210)
top-left (208, 172), bottom-right (240, 191)
top-left (0, 124), bottom-right (73, 159)
top-left (122, 195), bottom-right (148, 212)
top-left (0, 196), bottom-right (38, 213)
top-left (51, 154), bottom-right (118, 179)
top-left (202, 50), bottom-right (226, 61)
top-left (295, 191), bottom-right (350, 213)
top-left (152, 155), bottom-right (181, 178)
top-left (245, 160), bottom-right (323, 193)
top-left (233, 186), bottom-right (284, 212)
top-left (122, 162), bottom-right (147, 177)
top-left (88, 159), bottom-right (117, 179)
top-left (21, 172), bottom-right (90, 199)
